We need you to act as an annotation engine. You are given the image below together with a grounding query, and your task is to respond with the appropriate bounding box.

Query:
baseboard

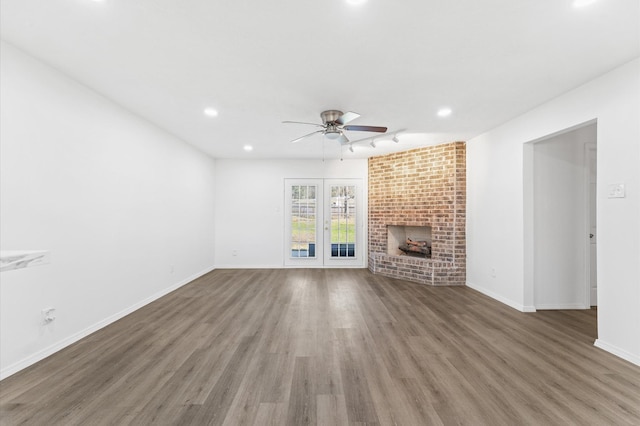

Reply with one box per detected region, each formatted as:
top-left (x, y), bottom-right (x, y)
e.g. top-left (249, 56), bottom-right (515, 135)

top-left (284, 265), bottom-right (366, 269)
top-left (216, 264), bottom-right (283, 269)
top-left (466, 281), bottom-right (536, 312)
top-left (534, 303), bottom-right (589, 310)
top-left (198, 264), bottom-right (366, 270)
top-left (0, 265), bottom-right (216, 381)
top-left (594, 339), bottom-right (640, 367)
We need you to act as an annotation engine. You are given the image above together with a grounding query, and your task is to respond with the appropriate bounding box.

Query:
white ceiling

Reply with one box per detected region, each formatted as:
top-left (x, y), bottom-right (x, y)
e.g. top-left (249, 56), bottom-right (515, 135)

top-left (1, 0), bottom-right (638, 159)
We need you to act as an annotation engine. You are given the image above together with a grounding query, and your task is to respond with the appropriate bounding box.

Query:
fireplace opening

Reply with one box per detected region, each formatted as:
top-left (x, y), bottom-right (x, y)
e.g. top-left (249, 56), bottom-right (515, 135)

top-left (387, 225), bottom-right (432, 258)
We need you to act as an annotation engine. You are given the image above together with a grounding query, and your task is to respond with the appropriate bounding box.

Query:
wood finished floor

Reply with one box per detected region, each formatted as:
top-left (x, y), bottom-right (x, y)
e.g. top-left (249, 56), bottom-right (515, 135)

top-left (1, 269), bottom-right (639, 425)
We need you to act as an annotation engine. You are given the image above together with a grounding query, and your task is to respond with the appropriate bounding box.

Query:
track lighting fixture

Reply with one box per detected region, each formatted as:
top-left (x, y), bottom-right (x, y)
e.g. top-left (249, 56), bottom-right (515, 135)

top-left (370, 140), bottom-right (376, 148)
top-left (349, 144), bottom-right (354, 153)
top-left (392, 135), bottom-right (399, 143)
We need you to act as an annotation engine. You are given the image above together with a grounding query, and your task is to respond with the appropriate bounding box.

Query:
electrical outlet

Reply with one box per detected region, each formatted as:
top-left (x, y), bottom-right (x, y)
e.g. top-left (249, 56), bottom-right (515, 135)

top-left (232, 249), bottom-right (238, 257)
top-left (491, 267), bottom-right (496, 278)
top-left (42, 307), bottom-right (56, 324)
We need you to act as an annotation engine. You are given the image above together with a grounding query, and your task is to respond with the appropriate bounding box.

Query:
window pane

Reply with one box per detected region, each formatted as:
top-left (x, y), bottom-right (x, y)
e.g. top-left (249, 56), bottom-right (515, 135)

top-left (330, 185), bottom-right (356, 257)
top-left (290, 185), bottom-right (317, 258)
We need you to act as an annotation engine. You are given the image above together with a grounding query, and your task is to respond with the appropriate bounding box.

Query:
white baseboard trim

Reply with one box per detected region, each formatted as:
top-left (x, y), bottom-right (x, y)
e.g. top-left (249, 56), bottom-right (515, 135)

top-left (215, 265), bottom-right (368, 269)
top-left (534, 303), bottom-right (589, 310)
top-left (215, 264), bottom-right (282, 269)
top-left (466, 281), bottom-right (536, 312)
top-left (594, 339), bottom-right (640, 367)
top-left (0, 265), bottom-right (216, 381)
top-left (284, 265), bottom-right (366, 269)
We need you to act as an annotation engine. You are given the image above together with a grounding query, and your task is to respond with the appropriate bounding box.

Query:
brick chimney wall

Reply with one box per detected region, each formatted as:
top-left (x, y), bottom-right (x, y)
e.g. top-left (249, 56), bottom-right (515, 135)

top-left (368, 142), bottom-right (466, 285)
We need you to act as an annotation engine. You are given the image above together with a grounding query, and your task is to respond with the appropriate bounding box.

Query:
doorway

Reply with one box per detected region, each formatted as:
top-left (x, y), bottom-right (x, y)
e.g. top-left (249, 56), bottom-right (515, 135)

top-left (526, 122), bottom-right (597, 310)
top-left (284, 178), bottom-right (364, 267)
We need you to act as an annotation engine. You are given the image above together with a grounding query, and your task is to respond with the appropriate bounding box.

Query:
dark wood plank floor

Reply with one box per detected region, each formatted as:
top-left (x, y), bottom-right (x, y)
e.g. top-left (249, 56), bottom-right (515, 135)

top-left (1, 269), bottom-right (639, 425)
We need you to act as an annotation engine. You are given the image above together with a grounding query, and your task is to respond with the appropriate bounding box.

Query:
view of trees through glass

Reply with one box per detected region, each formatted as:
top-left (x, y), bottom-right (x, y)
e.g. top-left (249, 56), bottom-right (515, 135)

top-left (330, 185), bottom-right (356, 257)
top-left (289, 184), bottom-right (356, 258)
top-left (290, 185), bottom-right (316, 257)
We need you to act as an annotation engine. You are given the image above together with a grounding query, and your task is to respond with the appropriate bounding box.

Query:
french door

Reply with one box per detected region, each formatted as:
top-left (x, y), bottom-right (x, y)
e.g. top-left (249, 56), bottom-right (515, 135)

top-left (284, 179), bottom-right (363, 267)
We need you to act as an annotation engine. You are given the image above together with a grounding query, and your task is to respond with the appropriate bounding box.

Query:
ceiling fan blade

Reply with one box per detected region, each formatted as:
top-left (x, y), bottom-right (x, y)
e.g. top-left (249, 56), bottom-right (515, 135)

top-left (337, 133), bottom-right (349, 144)
top-left (343, 125), bottom-right (388, 133)
top-left (282, 120), bottom-right (325, 128)
top-left (336, 111), bottom-right (360, 125)
top-left (291, 130), bottom-right (324, 143)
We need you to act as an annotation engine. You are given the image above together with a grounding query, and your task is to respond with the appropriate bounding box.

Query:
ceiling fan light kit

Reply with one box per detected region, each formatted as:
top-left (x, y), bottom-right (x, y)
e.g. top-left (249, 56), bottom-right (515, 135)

top-left (324, 126), bottom-right (341, 139)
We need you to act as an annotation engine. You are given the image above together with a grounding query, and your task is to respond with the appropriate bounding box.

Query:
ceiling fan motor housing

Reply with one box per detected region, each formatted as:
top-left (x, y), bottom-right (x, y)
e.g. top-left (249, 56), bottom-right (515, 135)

top-left (320, 110), bottom-right (344, 125)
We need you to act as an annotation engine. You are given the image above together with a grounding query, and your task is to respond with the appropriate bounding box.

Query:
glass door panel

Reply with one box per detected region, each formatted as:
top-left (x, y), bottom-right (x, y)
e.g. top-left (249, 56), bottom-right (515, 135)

top-left (329, 184), bottom-right (356, 258)
top-left (290, 184), bottom-right (317, 258)
top-left (284, 179), bottom-right (323, 266)
top-left (324, 179), bottom-right (363, 267)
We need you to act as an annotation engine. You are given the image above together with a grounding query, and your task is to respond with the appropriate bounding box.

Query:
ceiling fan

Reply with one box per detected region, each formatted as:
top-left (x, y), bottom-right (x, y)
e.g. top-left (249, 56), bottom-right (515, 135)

top-left (283, 110), bottom-right (387, 144)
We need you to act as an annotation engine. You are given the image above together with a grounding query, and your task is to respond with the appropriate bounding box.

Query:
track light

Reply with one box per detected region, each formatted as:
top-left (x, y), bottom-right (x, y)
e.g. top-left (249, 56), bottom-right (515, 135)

top-left (392, 135), bottom-right (399, 143)
top-left (370, 140), bottom-right (376, 148)
top-left (349, 144), bottom-right (354, 153)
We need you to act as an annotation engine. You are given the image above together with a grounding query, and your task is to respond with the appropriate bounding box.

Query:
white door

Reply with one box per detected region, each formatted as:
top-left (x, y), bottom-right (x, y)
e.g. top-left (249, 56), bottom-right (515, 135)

top-left (588, 144), bottom-right (597, 306)
top-left (284, 179), bottom-right (363, 267)
top-left (323, 180), bottom-right (363, 267)
top-left (284, 179), bottom-right (323, 267)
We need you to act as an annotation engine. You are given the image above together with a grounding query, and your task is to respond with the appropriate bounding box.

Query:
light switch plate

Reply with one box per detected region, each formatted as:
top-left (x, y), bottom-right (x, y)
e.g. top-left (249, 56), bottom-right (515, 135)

top-left (607, 183), bottom-right (625, 198)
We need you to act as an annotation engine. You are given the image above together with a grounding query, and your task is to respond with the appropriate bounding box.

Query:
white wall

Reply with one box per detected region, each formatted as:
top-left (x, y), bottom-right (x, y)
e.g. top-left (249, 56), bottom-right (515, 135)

top-left (531, 124), bottom-right (596, 309)
top-left (214, 159), bottom-right (367, 268)
top-left (467, 58), bottom-right (640, 365)
top-left (0, 42), bottom-right (217, 379)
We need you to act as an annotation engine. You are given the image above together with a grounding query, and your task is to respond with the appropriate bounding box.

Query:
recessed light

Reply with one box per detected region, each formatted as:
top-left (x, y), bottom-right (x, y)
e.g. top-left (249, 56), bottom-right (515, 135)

top-left (437, 108), bottom-right (452, 117)
top-left (243, 145), bottom-right (253, 152)
top-left (203, 108), bottom-right (218, 117)
top-left (572, 0), bottom-right (597, 7)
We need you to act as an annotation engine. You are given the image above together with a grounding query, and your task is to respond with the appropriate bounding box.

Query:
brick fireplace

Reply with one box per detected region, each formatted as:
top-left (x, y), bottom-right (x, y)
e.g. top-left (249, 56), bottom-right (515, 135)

top-left (368, 142), bottom-right (466, 285)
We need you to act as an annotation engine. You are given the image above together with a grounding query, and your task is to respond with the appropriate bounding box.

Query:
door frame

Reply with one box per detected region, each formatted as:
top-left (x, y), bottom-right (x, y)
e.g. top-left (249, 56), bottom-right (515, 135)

top-left (283, 178), bottom-right (364, 268)
top-left (523, 120), bottom-right (597, 311)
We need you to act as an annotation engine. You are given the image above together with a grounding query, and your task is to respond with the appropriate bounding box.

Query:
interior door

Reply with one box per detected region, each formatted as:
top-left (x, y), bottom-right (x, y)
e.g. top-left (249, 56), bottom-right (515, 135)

top-left (284, 178), bottom-right (363, 267)
top-left (588, 144), bottom-right (597, 306)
